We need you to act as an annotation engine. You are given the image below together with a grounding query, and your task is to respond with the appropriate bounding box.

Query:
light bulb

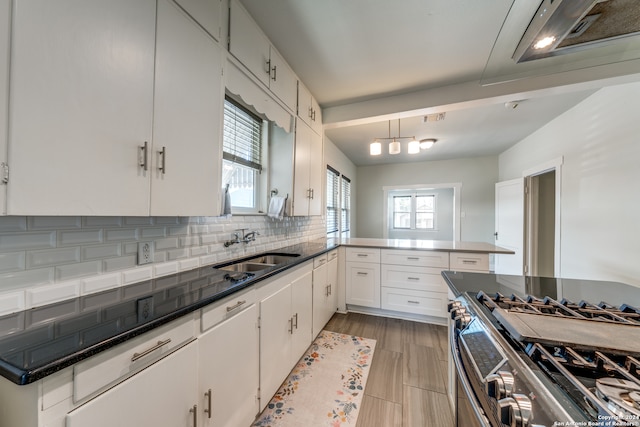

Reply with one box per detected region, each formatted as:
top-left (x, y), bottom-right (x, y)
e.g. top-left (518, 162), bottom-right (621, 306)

top-left (389, 139), bottom-right (401, 155)
top-left (408, 140), bottom-right (420, 154)
top-left (370, 141), bottom-right (382, 155)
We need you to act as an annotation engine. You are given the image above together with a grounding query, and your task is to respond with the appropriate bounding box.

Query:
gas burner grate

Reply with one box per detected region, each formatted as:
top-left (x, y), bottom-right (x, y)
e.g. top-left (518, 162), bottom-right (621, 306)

top-left (476, 291), bottom-right (640, 325)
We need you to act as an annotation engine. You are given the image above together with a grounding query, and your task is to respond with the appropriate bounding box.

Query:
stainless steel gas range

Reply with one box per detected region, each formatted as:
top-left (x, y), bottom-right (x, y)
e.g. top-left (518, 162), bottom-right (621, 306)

top-left (443, 271), bottom-right (640, 427)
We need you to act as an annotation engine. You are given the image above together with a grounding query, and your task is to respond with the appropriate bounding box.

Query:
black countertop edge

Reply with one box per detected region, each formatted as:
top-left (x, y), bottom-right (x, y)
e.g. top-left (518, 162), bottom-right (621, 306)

top-left (0, 241), bottom-right (338, 386)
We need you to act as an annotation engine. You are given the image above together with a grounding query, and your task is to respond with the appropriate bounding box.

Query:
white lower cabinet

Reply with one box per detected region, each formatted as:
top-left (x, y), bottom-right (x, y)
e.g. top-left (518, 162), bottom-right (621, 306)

top-left (259, 264), bottom-right (313, 411)
top-left (199, 303), bottom-right (259, 427)
top-left (312, 251), bottom-right (338, 337)
top-left (345, 247), bottom-right (381, 308)
top-left (66, 341), bottom-right (199, 427)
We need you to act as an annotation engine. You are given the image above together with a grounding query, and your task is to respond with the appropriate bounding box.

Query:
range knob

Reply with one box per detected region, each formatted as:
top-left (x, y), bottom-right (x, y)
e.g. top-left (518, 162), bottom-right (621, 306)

top-left (447, 300), bottom-right (463, 312)
top-left (485, 370), bottom-right (515, 399)
top-left (498, 394), bottom-right (533, 427)
top-left (454, 312), bottom-right (472, 329)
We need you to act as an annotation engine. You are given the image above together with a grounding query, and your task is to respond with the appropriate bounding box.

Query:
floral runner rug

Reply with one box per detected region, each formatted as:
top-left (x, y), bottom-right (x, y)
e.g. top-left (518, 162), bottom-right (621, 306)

top-left (253, 330), bottom-right (376, 427)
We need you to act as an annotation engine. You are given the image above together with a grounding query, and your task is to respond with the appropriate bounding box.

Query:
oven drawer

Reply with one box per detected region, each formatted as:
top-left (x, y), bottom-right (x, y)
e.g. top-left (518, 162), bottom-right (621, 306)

top-left (381, 287), bottom-right (447, 317)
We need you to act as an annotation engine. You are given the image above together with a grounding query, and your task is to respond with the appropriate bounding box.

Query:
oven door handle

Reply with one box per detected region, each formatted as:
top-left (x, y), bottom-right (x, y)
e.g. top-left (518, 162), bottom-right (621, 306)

top-left (450, 328), bottom-right (492, 427)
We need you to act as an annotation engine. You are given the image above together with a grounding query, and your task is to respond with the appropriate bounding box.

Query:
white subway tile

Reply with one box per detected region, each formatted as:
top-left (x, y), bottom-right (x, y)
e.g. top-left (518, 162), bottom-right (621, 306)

top-left (0, 291), bottom-right (26, 315)
top-left (0, 268), bottom-right (54, 289)
top-left (168, 224), bottom-right (189, 236)
top-left (190, 246), bottom-right (208, 257)
top-left (28, 216), bottom-right (81, 230)
top-left (167, 248), bottom-right (189, 260)
top-left (0, 217), bottom-right (27, 232)
top-left (103, 255), bottom-right (137, 272)
top-left (0, 232), bottom-right (56, 251)
top-left (82, 244), bottom-right (122, 260)
top-left (122, 266), bottom-right (153, 284)
top-left (155, 237), bottom-right (179, 250)
top-left (58, 229), bottom-right (103, 246)
top-left (27, 281), bottom-right (80, 308)
top-left (0, 252), bottom-right (25, 272)
top-left (105, 228), bottom-right (138, 242)
top-left (83, 217), bottom-right (123, 227)
top-left (82, 273), bottom-right (122, 295)
top-left (27, 247), bottom-right (81, 269)
top-left (179, 258), bottom-right (199, 271)
top-left (155, 217), bottom-right (180, 225)
top-left (154, 261), bottom-right (178, 277)
top-left (141, 227), bottom-right (166, 238)
top-left (55, 261), bottom-right (101, 281)
top-left (124, 217), bottom-right (154, 226)
top-left (199, 254), bottom-right (217, 266)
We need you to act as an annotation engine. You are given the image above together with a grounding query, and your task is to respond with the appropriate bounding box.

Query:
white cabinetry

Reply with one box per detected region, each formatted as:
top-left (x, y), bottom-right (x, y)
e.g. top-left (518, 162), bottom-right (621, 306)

top-left (345, 247), bottom-right (381, 308)
top-left (199, 288), bottom-right (259, 427)
top-left (449, 252), bottom-right (490, 272)
top-left (258, 264), bottom-right (313, 411)
top-left (151, 0), bottom-right (223, 216)
top-left (312, 250), bottom-right (338, 338)
top-left (0, 0), bottom-right (9, 214)
top-left (292, 119), bottom-right (323, 216)
top-left (67, 342), bottom-right (199, 427)
top-left (229, 0), bottom-right (297, 111)
top-left (174, 0), bottom-right (222, 41)
top-left (8, 0), bottom-right (157, 215)
top-left (6, 0), bottom-right (223, 216)
top-left (297, 81), bottom-right (323, 135)
top-left (381, 249), bottom-right (449, 318)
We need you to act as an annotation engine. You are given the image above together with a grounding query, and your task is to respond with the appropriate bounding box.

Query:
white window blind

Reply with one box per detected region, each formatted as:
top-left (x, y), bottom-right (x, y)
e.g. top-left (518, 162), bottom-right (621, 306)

top-left (326, 166), bottom-right (339, 234)
top-left (341, 175), bottom-right (351, 234)
top-left (223, 97), bottom-right (262, 171)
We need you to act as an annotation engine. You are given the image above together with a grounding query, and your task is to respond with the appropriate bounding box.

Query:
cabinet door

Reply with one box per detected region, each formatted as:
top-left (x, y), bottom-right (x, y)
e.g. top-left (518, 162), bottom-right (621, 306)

top-left (291, 269), bottom-right (313, 363)
top-left (346, 262), bottom-right (381, 308)
top-left (199, 304), bottom-right (259, 427)
top-left (268, 47), bottom-right (298, 112)
top-left (174, 0), bottom-right (222, 41)
top-left (327, 256), bottom-right (339, 322)
top-left (67, 342), bottom-right (198, 427)
top-left (292, 119), bottom-right (311, 216)
top-left (229, 0), bottom-right (270, 86)
top-left (259, 283), bottom-right (292, 410)
top-left (307, 129), bottom-right (323, 215)
top-left (151, 0), bottom-right (223, 216)
top-left (312, 262), bottom-right (328, 338)
top-left (8, 0), bottom-right (156, 215)
top-left (297, 82), bottom-right (313, 127)
top-left (0, 0), bottom-right (8, 214)
top-left (310, 96), bottom-right (323, 135)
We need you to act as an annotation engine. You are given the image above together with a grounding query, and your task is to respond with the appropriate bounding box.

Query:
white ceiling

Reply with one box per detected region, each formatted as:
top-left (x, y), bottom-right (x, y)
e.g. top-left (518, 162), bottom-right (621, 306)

top-left (238, 0), bottom-right (640, 166)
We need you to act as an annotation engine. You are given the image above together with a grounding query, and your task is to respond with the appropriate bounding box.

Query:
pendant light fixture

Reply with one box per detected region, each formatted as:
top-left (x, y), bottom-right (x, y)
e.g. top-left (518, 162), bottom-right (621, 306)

top-left (370, 119), bottom-right (418, 156)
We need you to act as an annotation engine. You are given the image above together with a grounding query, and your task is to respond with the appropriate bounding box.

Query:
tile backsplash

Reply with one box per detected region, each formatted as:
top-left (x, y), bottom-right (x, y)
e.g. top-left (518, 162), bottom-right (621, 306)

top-left (0, 214), bottom-right (326, 314)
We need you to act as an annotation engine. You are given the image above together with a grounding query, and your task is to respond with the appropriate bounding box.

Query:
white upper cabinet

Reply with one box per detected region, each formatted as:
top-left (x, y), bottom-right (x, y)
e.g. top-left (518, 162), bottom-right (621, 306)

top-left (0, 0), bottom-right (9, 215)
top-left (151, 0), bottom-right (223, 216)
top-left (297, 81), bottom-right (322, 135)
top-left (292, 119), bottom-right (323, 216)
top-left (6, 0), bottom-right (223, 216)
top-left (8, 0), bottom-right (156, 215)
top-left (228, 0), bottom-right (298, 112)
top-left (174, 0), bottom-right (222, 41)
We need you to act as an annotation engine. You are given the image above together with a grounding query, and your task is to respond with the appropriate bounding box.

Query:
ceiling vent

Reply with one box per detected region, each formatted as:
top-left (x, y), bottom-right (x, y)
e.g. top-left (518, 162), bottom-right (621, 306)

top-left (423, 112), bottom-right (446, 123)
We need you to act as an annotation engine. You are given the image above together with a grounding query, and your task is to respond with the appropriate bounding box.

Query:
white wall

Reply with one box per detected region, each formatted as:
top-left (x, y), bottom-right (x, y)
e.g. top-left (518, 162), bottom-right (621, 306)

top-left (356, 155), bottom-right (498, 242)
top-left (499, 81), bottom-right (640, 286)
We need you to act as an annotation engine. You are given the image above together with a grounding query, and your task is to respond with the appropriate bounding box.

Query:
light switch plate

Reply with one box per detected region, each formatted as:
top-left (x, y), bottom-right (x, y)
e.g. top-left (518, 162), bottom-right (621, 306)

top-left (138, 242), bottom-right (154, 265)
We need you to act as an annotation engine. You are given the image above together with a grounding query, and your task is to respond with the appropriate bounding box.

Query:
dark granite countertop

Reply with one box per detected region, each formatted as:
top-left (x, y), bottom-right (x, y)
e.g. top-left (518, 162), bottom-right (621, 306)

top-left (0, 241), bottom-right (337, 385)
top-left (442, 271), bottom-right (640, 310)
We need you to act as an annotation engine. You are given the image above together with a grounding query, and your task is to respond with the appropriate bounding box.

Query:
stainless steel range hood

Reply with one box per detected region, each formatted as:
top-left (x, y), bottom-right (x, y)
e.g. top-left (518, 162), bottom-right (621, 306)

top-left (513, 0), bottom-right (640, 63)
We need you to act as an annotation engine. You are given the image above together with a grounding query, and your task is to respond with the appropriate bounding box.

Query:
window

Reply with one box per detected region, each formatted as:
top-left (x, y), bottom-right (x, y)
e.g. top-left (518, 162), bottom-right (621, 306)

top-left (222, 97), bottom-right (264, 211)
top-left (326, 166), bottom-right (339, 234)
top-left (341, 176), bottom-right (351, 236)
top-left (392, 193), bottom-right (436, 230)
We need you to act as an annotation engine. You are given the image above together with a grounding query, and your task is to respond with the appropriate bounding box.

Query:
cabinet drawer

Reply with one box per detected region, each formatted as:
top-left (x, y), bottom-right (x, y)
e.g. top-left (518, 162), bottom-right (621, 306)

top-left (381, 265), bottom-right (446, 293)
top-left (201, 287), bottom-right (256, 332)
top-left (449, 253), bottom-right (489, 272)
top-left (314, 253), bottom-right (328, 269)
top-left (346, 247), bottom-right (380, 263)
top-left (327, 249), bottom-right (338, 262)
top-left (73, 315), bottom-right (195, 402)
top-left (381, 287), bottom-right (447, 317)
top-left (381, 249), bottom-right (449, 268)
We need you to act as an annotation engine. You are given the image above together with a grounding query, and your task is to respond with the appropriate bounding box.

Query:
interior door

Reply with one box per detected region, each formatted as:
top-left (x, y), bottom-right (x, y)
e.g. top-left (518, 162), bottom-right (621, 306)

top-left (494, 178), bottom-right (524, 275)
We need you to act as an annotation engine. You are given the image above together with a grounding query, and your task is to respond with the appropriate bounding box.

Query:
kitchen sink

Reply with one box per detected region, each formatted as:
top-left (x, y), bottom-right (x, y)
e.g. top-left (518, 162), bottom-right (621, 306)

top-left (217, 253), bottom-right (300, 273)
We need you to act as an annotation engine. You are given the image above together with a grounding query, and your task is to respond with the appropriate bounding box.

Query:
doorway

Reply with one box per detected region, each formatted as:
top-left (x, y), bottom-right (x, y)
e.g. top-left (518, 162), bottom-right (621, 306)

top-left (525, 170), bottom-right (556, 277)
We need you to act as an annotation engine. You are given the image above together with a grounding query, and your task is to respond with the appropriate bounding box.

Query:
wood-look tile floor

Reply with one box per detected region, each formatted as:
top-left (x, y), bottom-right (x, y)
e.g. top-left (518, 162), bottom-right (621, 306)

top-left (324, 312), bottom-right (454, 427)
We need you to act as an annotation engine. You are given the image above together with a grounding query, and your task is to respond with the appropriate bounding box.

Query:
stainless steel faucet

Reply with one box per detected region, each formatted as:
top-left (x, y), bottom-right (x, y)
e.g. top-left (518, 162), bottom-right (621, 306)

top-left (224, 229), bottom-right (259, 247)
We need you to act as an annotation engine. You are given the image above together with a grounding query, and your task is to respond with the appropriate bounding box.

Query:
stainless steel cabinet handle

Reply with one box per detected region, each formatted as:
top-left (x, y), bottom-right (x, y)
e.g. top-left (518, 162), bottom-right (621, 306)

top-left (407, 277), bottom-right (420, 281)
top-left (204, 389), bottom-right (212, 419)
top-left (310, 188), bottom-right (314, 199)
top-left (407, 257), bottom-right (419, 261)
top-left (356, 253), bottom-right (368, 257)
top-left (407, 300), bottom-right (420, 305)
top-left (311, 109), bottom-right (316, 121)
top-left (293, 313), bottom-right (298, 329)
top-left (356, 271), bottom-right (368, 276)
top-left (226, 300), bottom-right (247, 312)
top-left (140, 141), bottom-right (148, 171)
top-left (288, 318), bottom-right (293, 334)
top-left (271, 65), bottom-right (277, 81)
top-left (131, 338), bottom-right (171, 362)
top-left (265, 59), bottom-right (271, 75)
top-left (462, 260), bottom-right (478, 264)
top-left (190, 404), bottom-right (197, 427)
top-left (308, 106), bottom-right (313, 118)
top-left (159, 146), bottom-right (166, 174)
